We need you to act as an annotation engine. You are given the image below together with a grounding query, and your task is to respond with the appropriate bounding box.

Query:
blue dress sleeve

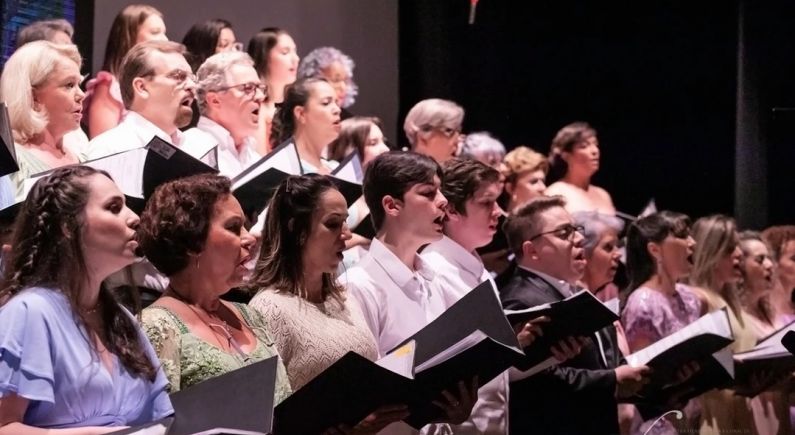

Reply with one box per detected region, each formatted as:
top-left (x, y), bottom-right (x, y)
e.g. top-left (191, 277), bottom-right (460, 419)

top-left (0, 294), bottom-right (56, 403)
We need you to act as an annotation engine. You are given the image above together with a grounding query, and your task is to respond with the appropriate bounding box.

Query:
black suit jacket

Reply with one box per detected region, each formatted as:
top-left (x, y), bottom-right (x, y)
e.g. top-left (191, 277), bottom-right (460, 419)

top-left (501, 267), bottom-right (620, 435)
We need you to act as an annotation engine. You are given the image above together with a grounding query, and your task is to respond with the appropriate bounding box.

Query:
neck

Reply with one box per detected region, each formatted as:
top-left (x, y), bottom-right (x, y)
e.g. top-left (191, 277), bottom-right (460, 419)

top-left (294, 131), bottom-right (323, 167)
top-left (444, 226), bottom-right (479, 255)
top-left (210, 114), bottom-right (250, 151)
top-left (642, 273), bottom-right (677, 296)
top-left (168, 271), bottom-right (223, 312)
top-left (302, 269), bottom-right (325, 303)
top-left (134, 108), bottom-right (177, 137)
top-left (79, 273), bottom-right (104, 310)
top-left (266, 78), bottom-right (287, 103)
top-left (378, 225), bottom-right (425, 271)
top-left (562, 171), bottom-right (591, 190)
top-left (582, 271), bottom-right (608, 294)
top-left (28, 128), bottom-right (66, 152)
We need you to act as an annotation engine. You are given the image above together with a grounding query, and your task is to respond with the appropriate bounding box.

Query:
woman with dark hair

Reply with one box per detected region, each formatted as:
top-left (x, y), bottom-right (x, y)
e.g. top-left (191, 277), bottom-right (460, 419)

top-left (182, 18), bottom-right (239, 72)
top-left (247, 27), bottom-right (299, 154)
top-left (248, 174), bottom-right (408, 432)
top-left (545, 122), bottom-right (616, 214)
top-left (138, 174), bottom-right (291, 402)
top-left (326, 116), bottom-right (389, 166)
top-left (621, 211), bottom-right (701, 434)
top-left (84, 4), bottom-right (167, 138)
top-left (0, 166), bottom-right (172, 432)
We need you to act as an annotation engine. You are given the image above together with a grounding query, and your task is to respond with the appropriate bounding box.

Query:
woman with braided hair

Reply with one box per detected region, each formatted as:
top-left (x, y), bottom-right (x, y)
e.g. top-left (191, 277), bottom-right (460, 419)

top-left (0, 166), bottom-right (172, 433)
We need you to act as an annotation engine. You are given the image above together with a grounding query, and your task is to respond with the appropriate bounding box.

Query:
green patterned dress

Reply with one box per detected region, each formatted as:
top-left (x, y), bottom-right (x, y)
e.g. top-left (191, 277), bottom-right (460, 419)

top-left (141, 302), bottom-right (292, 404)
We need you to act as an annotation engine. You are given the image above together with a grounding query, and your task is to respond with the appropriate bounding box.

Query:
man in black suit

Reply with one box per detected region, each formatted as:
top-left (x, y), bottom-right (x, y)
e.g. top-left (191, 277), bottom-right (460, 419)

top-left (500, 196), bottom-right (649, 435)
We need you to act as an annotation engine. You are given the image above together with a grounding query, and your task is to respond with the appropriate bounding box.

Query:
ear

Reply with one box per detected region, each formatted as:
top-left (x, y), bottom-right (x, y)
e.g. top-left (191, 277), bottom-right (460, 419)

top-left (206, 91), bottom-right (222, 110)
top-left (293, 105), bottom-right (306, 125)
top-left (646, 241), bottom-right (662, 262)
top-left (522, 240), bottom-right (538, 260)
top-left (504, 181), bottom-right (515, 196)
top-left (381, 194), bottom-right (402, 219)
top-left (445, 204), bottom-right (462, 222)
top-left (132, 77), bottom-right (149, 101)
top-left (560, 150), bottom-right (571, 163)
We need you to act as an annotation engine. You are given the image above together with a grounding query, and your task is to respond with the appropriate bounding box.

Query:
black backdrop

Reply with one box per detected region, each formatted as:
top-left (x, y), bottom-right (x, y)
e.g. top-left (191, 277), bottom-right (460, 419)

top-left (399, 0), bottom-right (795, 228)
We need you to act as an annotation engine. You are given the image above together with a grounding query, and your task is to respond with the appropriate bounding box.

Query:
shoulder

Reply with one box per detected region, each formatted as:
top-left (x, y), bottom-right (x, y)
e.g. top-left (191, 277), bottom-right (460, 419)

top-left (249, 289), bottom-right (296, 312)
top-left (141, 305), bottom-right (184, 334)
top-left (0, 287), bottom-right (69, 320)
top-left (545, 181), bottom-right (574, 195)
top-left (623, 287), bottom-right (665, 318)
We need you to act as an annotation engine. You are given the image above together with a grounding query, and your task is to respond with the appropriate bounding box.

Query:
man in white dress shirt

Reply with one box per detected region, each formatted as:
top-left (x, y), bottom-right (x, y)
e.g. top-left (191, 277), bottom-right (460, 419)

top-left (84, 40), bottom-right (215, 161)
top-left (340, 151), bottom-right (477, 434)
top-left (194, 51), bottom-right (264, 177)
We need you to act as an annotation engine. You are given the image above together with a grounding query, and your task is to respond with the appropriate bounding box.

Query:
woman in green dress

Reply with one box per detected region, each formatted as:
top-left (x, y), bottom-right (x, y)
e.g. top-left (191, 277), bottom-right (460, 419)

top-left (137, 173), bottom-right (291, 403)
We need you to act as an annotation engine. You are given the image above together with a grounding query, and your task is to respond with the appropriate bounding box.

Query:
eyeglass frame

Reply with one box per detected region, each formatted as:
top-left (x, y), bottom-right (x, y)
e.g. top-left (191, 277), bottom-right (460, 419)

top-left (528, 223), bottom-right (585, 242)
top-left (143, 69), bottom-right (197, 89)
top-left (420, 124), bottom-right (462, 139)
top-left (211, 82), bottom-right (268, 99)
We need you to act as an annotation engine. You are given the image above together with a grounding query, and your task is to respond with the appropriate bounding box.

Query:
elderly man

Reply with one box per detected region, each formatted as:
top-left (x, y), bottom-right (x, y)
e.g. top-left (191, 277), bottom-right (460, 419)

top-left (194, 51), bottom-right (265, 177)
top-left (500, 195), bottom-right (649, 435)
top-left (85, 40), bottom-right (214, 161)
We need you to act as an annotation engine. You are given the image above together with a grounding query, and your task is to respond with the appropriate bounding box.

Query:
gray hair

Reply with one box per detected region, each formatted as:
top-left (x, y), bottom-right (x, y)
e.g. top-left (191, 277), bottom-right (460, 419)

top-left (572, 211), bottom-right (624, 257)
top-left (196, 51), bottom-right (255, 115)
top-left (16, 19), bottom-right (74, 48)
top-left (461, 131), bottom-right (506, 160)
top-left (403, 98), bottom-right (464, 146)
top-left (297, 46), bottom-right (358, 108)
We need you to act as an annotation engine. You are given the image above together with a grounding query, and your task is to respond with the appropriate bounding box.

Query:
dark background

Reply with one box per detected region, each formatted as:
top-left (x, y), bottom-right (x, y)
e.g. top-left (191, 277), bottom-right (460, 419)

top-left (400, 0), bottom-right (795, 229)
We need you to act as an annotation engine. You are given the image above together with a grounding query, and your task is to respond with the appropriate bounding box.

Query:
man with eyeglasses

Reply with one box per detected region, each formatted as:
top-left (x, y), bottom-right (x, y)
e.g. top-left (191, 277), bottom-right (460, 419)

top-left (500, 195), bottom-right (650, 435)
top-left (193, 51), bottom-right (266, 177)
top-left (85, 40), bottom-right (215, 162)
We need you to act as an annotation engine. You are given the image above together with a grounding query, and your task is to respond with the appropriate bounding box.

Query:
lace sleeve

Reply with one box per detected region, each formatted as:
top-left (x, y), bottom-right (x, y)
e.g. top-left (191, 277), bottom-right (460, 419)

top-left (141, 308), bottom-right (183, 393)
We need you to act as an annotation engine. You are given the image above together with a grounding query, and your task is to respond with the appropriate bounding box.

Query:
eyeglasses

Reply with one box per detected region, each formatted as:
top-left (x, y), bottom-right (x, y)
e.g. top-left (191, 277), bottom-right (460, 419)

top-left (422, 125), bottom-right (461, 138)
top-left (214, 82), bottom-right (268, 98)
top-left (529, 223), bottom-right (584, 242)
top-left (147, 69), bottom-right (197, 88)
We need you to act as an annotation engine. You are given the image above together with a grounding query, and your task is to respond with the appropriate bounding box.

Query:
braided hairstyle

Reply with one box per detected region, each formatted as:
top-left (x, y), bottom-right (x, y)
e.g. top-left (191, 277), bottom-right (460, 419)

top-left (0, 166), bottom-right (157, 381)
top-left (269, 77), bottom-right (327, 148)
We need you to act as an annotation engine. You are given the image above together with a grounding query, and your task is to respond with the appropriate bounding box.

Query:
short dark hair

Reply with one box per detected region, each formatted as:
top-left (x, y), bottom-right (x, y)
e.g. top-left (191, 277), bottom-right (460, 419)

top-left (16, 18), bottom-right (73, 47)
top-left (138, 174), bottom-right (231, 276)
top-left (247, 27), bottom-right (287, 80)
top-left (441, 157), bottom-right (500, 215)
top-left (547, 121), bottom-right (597, 183)
top-left (625, 211), bottom-right (691, 292)
top-left (270, 77), bottom-right (327, 147)
top-left (364, 151), bottom-right (442, 231)
top-left (503, 195), bottom-right (567, 258)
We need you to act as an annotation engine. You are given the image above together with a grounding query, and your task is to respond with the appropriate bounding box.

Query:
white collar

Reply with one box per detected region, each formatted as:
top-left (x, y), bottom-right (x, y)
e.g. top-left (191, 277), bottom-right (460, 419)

top-left (431, 236), bottom-right (485, 278)
top-left (125, 111), bottom-right (183, 146)
top-left (368, 238), bottom-right (437, 300)
top-left (197, 116), bottom-right (255, 154)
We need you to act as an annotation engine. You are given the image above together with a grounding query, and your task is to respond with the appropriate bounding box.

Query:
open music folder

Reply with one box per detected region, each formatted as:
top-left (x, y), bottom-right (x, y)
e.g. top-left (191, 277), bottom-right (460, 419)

top-left (231, 140), bottom-right (301, 220)
top-left (327, 152), bottom-right (363, 206)
top-left (274, 280), bottom-right (524, 433)
top-left (734, 319), bottom-right (795, 396)
top-left (504, 289), bottom-right (619, 371)
top-left (81, 136), bottom-right (218, 212)
top-left (625, 308), bottom-right (735, 417)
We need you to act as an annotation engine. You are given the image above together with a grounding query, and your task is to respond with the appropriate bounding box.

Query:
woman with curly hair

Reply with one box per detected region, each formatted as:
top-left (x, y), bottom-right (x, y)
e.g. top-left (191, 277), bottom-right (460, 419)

top-left (298, 46), bottom-right (358, 117)
top-left (138, 174), bottom-right (291, 403)
top-left (0, 166), bottom-right (172, 432)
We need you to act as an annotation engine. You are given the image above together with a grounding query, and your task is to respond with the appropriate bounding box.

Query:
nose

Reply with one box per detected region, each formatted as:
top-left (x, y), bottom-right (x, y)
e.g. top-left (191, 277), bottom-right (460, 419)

top-left (76, 86), bottom-right (86, 102)
top-left (254, 86), bottom-right (266, 103)
top-left (494, 203), bottom-right (505, 218)
top-left (127, 212), bottom-right (140, 229)
top-left (573, 230), bottom-right (585, 247)
top-left (154, 33), bottom-right (168, 42)
top-left (436, 191), bottom-right (449, 210)
top-left (687, 236), bottom-right (696, 247)
top-left (341, 223), bottom-right (353, 241)
top-left (241, 227), bottom-right (256, 250)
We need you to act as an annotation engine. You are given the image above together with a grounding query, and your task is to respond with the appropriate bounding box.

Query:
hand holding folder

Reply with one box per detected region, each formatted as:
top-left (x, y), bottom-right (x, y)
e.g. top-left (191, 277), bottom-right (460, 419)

top-left (733, 319), bottom-right (795, 397)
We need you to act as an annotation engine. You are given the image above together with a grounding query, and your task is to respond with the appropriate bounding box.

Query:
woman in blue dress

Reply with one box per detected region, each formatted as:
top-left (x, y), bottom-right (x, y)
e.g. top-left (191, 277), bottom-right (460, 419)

top-left (0, 165), bottom-right (172, 433)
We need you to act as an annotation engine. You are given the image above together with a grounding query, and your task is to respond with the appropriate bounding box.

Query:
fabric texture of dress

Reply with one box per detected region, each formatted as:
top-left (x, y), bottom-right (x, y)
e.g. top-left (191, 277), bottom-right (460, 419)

top-left (248, 289), bottom-right (378, 390)
top-left (0, 287), bottom-right (173, 428)
top-left (141, 302), bottom-right (292, 404)
top-left (622, 284), bottom-right (703, 435)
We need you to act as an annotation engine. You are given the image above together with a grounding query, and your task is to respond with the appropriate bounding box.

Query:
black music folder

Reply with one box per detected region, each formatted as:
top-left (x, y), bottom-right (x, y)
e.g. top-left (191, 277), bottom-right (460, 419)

top-left (625, 308), bottom-right (735, 418)
top-left (504, 289), bottom-right (619, 370)
top-left (734, 320), bottom-right (795, 397)
top-left (231, 140), bottom-right (301, 220)
top-left (275, 280), bottom-right (523, 432)
top-left (83, 136), bottom-right (218, 212)
top-left (0, 103), bottom-right (18, 177)
top-left (783, 330), bottom-right (795, 355)
top-left (168, 356), bottom-right (279, 435)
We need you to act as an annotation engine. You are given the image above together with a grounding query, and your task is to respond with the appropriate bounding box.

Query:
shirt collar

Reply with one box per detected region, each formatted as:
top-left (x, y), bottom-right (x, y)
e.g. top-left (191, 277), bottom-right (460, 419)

top-left (432, 236), bottom-right (485, 278)
top-left (126, 111), bottom-right (183, 146)
top-left (517, 264), bottom-right (573, 296)
top-left (197, 116), bottom-right (257, 153)
top-left (369, 238), bottom-right (436, 290)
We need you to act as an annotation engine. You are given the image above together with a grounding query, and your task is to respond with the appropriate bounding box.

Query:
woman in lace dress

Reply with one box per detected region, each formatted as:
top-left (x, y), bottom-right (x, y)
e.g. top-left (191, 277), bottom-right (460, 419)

top-left (622, 211), bottom-right (702, 435)
top-left (138, 174), bottom-right (291, 403)
top-left (248, 174), bottom-right (408, 432)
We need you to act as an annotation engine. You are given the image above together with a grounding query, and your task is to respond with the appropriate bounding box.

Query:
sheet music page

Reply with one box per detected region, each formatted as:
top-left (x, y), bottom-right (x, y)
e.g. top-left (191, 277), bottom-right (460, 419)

top-left (119, 424), bottom-right (168, 435)
top-left (735, 321), bottom-right (795, 361)
top-left (626, 309), bottom-right (732, 367)
top-left (604, 297), bottom-right (620, 315)
top-left (415, 330), bottom-right (487, 372)
top-left (377, 340), bottom-right (416, 378)
top-left (232, 142), bottom-right (301, 189)
top-left (84, 148), bottom-right (147, 199)
top-left (508, 356), bottom-right (558, 382)
top-left (332, 153), bottom-right (364, 183)
top-left (713, 347), bottom-right (735, 378)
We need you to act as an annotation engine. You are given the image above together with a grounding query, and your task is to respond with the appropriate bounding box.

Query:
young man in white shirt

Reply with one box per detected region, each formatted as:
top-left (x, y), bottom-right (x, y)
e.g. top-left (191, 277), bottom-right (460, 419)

top-left (341, 151), bottom-right (477, 434)
top-left (85, 40), bottom-right (215, 162)
top-left (194, 51), bottom-right (265, 177)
